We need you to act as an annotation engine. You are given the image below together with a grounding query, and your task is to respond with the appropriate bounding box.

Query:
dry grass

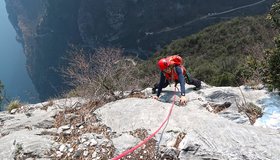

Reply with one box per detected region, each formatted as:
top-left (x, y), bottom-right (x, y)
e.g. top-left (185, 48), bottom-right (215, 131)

top-left (204, 102), bottom-right (231, 113)
top-left (238, 102), bottom-right (263, 124)
top-left (174, 132), bottom-right (186, 149)
top-left (7, 100), bottom-right (21, 113)
top-left (125, 129), bottom-right (158, 160)
top-left (127, 90), bottom-right (147, 99)
top-left (237, 87), bottom-right (263, 124)
top-left (40, 100), bottom-right (54, 111)
top-left (51, 98), bottom-right (163, 159)
top-left (51, 100), bottom-right (116, 159)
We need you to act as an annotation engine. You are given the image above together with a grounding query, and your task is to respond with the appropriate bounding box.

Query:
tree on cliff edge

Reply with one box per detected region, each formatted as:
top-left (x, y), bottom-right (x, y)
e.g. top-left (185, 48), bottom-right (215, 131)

top-left (62, 47), bottom-right (142, 99)
top-left (266, 1), bottom-right (280, 90)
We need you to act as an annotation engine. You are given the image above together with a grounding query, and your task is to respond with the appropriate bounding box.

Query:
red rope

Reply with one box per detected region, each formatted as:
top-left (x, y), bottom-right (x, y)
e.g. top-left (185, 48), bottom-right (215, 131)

top-left (111, 88), bottom-right (177, 160)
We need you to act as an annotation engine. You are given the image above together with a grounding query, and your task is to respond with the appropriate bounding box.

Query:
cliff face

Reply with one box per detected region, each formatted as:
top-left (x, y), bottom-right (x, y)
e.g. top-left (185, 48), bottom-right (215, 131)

top-left (5, 0), bottom-right (82, 100)
top-left (4, 0), bottom-right (275, 100)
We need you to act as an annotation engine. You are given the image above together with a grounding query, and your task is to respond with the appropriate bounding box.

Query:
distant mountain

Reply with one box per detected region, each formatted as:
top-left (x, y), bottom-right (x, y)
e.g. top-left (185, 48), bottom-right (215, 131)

top-left (4, 0), bottom-right (275, 100)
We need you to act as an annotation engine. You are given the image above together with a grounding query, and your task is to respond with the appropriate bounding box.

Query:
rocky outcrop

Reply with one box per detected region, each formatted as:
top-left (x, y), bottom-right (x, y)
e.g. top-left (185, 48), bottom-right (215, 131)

top-left (0, 97), bottom-right (88, 159)
top-left (4, 0), bottom-right (275, 100)
top-left (96, 84), bottom-right (280, 159)
top-left (0, 84), bottom-right (279, 159)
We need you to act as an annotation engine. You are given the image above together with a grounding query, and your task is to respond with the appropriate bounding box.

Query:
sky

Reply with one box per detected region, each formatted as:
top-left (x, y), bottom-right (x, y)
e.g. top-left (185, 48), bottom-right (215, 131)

top-left (0, 0), bottom-right (38, 107)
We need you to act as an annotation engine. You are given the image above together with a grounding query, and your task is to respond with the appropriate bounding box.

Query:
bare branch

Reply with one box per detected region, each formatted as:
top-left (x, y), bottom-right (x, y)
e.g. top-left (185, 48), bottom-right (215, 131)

top-left (62, 47), bottom-right (143, 99)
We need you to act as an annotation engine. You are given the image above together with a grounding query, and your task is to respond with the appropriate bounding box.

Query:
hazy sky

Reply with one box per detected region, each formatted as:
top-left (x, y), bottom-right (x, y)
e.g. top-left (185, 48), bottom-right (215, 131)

top-left (0, 1), bottom-right (38, 105)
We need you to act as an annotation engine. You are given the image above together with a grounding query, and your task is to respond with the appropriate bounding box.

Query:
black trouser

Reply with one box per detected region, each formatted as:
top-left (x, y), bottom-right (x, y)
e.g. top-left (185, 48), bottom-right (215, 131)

top-left (152, 79), bottom-right (171, 94)
top-left (152, 75), bottom-right (201, 94)
top-left (185, 73), bottom-right (201, 89)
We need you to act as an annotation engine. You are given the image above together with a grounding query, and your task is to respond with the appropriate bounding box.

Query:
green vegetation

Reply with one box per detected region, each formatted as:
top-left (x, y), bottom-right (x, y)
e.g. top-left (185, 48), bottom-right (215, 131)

top-left (63, 7), bottom-right (280, 92)
top-left (146, 16), bottom-right (277, 87)
top-left (265, 1), bottom-right (280, 90)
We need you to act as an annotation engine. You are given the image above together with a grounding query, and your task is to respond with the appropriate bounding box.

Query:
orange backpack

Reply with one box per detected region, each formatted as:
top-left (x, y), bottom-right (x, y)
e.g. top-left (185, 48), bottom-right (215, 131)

top-left (164, 55), bottom-right (186, 80)
top-left (165, 55), bottom-right (184, 66)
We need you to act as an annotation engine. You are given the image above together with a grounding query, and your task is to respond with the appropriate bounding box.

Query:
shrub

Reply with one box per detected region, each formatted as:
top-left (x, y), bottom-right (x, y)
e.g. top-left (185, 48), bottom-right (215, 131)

top-left (192, 62), bottom-right (218, 85)
top-left (215, 72), bottom-right (236, 86)
top-left (265, 1), bottom-right (280, 91)
top-left (237, 87), bottom-right (263, 124)
top-left (243, 102), bottom-right (263, 124)
top-left (62, 47), bottom-right (145, 99)
top-left (7, 100), bottom-right (21, 113)
top-left (265, 46), bottom-right (280, 90)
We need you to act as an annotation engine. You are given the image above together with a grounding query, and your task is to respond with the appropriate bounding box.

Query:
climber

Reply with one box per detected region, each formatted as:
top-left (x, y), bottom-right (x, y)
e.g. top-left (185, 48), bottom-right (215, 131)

top-left (152, 55), bottom-right (201, 105)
